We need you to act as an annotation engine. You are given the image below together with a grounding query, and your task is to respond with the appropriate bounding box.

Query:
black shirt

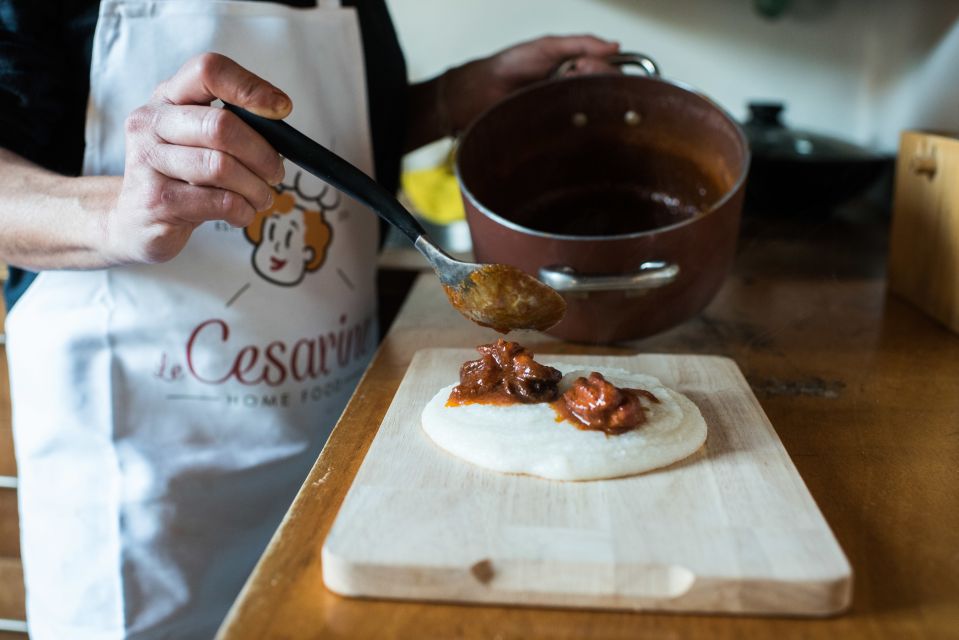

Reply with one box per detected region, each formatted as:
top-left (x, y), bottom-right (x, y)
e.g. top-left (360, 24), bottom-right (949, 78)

top-left (0, 0), bottom-right (407, 308)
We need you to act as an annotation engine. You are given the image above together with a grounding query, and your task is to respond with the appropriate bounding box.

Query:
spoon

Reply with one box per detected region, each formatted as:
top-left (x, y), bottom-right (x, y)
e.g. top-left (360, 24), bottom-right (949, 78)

top-left (225, 104), bottom-right (565, 333)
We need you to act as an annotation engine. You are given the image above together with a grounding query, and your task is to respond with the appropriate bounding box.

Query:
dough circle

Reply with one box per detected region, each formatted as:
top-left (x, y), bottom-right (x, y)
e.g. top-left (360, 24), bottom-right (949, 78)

top-left (420, 363), bottom-right (707, 481)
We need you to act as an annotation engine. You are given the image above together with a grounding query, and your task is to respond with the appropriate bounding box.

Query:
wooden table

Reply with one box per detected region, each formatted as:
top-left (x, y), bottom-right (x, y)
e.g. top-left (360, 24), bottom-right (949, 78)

top-left (217, 216), bottom-right (959, 640)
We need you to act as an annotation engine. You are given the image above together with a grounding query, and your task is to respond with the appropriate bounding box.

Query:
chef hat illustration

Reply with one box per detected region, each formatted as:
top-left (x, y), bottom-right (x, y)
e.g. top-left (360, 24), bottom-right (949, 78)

top-left (244, 173), bottom-right (335, 274)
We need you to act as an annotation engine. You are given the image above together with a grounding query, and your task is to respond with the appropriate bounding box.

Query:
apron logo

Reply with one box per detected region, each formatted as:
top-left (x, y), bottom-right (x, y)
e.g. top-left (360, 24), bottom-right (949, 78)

top-left (244, 172), bottom-right (337, 287)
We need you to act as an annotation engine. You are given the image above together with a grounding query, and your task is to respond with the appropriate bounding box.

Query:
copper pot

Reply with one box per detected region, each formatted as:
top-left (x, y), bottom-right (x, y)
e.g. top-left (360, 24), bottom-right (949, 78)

top-left (456, 55), bottom-right (749, 344)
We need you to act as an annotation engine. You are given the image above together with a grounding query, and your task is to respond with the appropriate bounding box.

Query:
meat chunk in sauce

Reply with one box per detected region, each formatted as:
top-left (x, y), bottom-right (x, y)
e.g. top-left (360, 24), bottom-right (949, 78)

top-left (558, 371), bottom-right (660, 435)
top-left (448, 339), bottom-right (561, 405)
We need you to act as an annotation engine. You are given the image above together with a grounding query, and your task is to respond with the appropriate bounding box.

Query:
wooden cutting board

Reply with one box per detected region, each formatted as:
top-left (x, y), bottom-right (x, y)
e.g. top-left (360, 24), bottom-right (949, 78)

top-left (322, 350), bottom-right (852, 616)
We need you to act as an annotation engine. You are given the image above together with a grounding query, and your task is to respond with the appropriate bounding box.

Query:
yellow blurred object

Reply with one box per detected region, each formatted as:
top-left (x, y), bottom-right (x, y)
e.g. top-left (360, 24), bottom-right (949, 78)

top-left (400, 151), bottom-right (465, 226)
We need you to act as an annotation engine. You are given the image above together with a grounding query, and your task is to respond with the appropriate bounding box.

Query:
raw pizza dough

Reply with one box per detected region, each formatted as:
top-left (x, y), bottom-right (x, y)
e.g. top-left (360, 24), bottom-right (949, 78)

top-left (420, 363), bottom-right (706, 481)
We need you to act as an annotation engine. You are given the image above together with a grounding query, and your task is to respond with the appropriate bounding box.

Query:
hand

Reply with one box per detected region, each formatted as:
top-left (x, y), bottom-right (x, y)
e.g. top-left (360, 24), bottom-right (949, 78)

top-left (442, 35), bottom-right (620, 134)
top-left (107, 52), bottom-right (291, 264)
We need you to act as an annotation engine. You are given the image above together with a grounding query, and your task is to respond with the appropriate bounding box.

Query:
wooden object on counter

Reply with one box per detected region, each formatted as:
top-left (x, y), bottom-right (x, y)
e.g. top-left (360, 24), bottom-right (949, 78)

top-left (888, 130), bottom-right (959, 333)
top-left (0, 292), bottom-right (27, 633)
top-left (218, 217), bottom-right (959, 640)
top-left (323, 350), bottom-right (851, 616)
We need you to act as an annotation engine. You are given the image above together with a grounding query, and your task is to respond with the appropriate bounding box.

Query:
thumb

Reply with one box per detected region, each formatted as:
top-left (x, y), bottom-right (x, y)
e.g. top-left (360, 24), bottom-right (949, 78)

top-left (155, 52), bottom-right (292, 119)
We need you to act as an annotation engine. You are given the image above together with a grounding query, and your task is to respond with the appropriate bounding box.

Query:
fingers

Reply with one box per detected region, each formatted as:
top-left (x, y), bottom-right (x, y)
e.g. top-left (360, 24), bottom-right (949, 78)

top-left (496, 34), bottom-right (620, 82)
top-left (537, 34), bottom-right (620, 62)
top-left (112, 53), bottom-right (289, 264)
top-left (560, 57), bottom-right (621, 77)
top-left (150, 180), bottom-right (258, 228)
top-left (124, 54), bottom-right (288, 234)
top-left (143, 142), bottom-right (275, 214)
top-left (105, 173), bottom-right (259, 265)
top-left (151, 105), bottom-right (285, 186)
top-left (155, 52), bottom-right (292, 119)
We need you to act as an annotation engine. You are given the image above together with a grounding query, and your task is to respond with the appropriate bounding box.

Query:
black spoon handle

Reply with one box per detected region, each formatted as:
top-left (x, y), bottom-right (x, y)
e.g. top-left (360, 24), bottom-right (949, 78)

top-left (224, 103), bottom-right (427, 244)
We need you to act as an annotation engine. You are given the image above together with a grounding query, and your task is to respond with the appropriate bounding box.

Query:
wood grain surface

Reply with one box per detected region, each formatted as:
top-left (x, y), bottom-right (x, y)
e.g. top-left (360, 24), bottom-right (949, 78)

top-left (324, 350), bottom-right (850, 615)
top-left (218, 218), bottom-right (959, 640)
top-left (0, 295), bottom-right (26, 630)
top-left (0, 301), bottom-right (16, 479)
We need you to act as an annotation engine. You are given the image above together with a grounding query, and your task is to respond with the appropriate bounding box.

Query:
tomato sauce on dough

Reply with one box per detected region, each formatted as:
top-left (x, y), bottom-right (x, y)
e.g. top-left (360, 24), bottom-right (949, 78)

top-left (447, 341), bottom-right (659, 435)
top-left (447, 339), bottom-right (562, 406)
top-left (552, 371), bottom-right (660, 435)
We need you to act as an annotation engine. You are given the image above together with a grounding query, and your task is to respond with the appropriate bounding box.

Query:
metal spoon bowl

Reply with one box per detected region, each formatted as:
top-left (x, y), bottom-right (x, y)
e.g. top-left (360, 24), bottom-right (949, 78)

top-left (225, 104), bottom-right (565, 333)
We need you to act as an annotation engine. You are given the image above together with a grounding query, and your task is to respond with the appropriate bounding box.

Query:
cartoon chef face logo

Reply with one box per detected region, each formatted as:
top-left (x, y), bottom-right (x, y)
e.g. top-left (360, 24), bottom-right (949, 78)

top-left (244, 173), bottom-right (337, 287)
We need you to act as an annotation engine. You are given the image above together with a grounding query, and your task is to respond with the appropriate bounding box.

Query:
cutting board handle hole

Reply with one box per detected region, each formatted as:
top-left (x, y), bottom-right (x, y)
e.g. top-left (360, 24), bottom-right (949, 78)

top-left (618, 564), bottom-right (696, 599)
top-left (910, 152), bottom-right (937, 178)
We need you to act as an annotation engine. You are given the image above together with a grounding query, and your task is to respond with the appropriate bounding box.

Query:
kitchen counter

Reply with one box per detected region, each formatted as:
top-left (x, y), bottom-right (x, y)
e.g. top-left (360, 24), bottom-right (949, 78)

top-left (216, 215), bottom-right (959, 640)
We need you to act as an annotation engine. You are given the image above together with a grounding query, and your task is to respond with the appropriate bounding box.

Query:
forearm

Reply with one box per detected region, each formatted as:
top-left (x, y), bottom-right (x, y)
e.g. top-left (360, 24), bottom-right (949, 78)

top-left (405, 74), bottom-right (449, 153)
top-left (0, 148), bottom-right (120, 270)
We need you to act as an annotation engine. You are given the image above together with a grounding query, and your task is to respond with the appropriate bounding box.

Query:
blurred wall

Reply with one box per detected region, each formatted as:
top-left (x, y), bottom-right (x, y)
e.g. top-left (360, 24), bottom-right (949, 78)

top-left (385, 0), bottom-right (959, 152)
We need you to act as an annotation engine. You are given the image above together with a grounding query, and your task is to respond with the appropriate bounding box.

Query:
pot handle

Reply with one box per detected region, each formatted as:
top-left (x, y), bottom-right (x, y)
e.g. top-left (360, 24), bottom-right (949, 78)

top-left (608, 52), bottom-right (661, 77)
top-left (556, 52), bottom-right (661, 78)
top-left (538, 261), bottom-right (679, 293)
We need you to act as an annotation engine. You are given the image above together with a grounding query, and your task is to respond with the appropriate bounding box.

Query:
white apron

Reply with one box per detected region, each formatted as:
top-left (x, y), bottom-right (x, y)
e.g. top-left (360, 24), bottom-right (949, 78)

top-left (5, 1), bottom-right (378, 638)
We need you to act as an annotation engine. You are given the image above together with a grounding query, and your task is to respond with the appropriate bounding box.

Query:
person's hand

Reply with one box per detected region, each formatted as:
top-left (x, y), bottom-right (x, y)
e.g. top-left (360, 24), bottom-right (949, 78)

top-left (106, 53), bottom-right (291, 265)
top-left (442, 35), bottom-right (620, 134)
